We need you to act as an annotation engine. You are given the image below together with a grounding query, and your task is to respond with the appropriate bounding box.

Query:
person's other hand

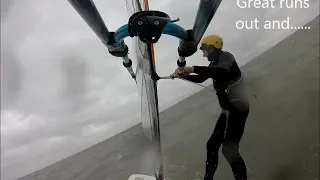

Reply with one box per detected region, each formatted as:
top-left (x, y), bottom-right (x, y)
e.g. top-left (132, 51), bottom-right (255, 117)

top-left (172, 66), bottom-right (194, 78)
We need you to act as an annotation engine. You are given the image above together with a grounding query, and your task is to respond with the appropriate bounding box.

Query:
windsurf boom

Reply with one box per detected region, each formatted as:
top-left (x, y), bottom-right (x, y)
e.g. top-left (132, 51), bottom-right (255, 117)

top-left (66, 0), bottom-right (223, 179)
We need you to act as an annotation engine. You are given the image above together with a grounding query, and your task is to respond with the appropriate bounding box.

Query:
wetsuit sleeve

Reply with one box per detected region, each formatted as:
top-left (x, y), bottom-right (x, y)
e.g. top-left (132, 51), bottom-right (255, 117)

top-left (193, 52), bottom-right (235, 80)
top-left (182, 74), bottom-right (209, 83)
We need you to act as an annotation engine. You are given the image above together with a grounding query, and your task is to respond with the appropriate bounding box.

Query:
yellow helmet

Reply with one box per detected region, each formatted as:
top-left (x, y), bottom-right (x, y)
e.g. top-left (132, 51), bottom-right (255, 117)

top-left (200, 34), bottom-right (223, 49)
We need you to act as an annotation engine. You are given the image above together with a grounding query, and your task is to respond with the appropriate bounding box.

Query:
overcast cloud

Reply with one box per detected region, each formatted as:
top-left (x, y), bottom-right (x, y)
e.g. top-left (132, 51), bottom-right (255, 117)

top-left (1, 0), bottom-right (319, 179)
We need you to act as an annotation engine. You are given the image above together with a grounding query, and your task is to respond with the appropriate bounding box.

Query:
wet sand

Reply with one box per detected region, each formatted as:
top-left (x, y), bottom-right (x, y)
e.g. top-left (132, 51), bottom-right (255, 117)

top-left (17, 16), bottom-right (319, 180)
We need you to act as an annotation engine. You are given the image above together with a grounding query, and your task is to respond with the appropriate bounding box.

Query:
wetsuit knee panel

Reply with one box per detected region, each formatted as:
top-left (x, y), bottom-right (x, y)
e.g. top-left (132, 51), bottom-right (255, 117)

top-left (222, 143), bottom-right (240, 159)
top-left (229, 99), bottom-right (249, 114)
top-left (206, 139), bottom-right (221, 152)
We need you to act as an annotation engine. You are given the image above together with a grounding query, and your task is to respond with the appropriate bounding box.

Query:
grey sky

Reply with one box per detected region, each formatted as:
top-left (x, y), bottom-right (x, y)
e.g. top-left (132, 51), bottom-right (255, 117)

top-left (1, 0), bottom-right (319, 179)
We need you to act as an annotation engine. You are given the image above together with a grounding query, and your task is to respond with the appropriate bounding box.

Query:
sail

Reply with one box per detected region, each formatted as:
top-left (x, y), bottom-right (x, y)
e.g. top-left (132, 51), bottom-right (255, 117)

top-left (125, 0), bottom-right (163, 179)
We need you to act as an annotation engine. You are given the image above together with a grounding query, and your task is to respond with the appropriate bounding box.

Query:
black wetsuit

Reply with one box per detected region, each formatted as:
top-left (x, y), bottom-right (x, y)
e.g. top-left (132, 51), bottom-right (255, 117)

top-left (183, 50), bottom-right (250, 180)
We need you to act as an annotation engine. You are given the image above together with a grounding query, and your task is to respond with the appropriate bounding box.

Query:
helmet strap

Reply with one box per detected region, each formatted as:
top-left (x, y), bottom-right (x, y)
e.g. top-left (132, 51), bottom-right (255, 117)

top-left (207, 46), bottom-right (222, 61)
top-left (207, 45), bottom-right (217, 54)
